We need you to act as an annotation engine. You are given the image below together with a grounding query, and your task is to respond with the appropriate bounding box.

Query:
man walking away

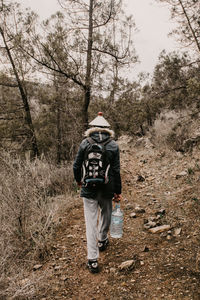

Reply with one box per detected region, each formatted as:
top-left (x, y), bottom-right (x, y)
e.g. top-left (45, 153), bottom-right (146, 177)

top-left (73, 112), bottom-right (122, 273)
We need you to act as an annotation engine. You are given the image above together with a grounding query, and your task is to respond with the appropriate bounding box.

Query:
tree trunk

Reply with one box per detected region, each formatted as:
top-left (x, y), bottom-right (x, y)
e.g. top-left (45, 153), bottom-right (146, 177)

top-left (54, 79), bottom-right (62, 165)
top-left (140, 124), bottom-right (145, 136)
top-left (56, 102), bottom-right (62, 164)
top-left (109, 62), bottom-right (119, 104)
top-left (178, 0), bottom-right (200, 53)
top-left (83, 0), bottom-right (94, 129)
top-left (0, 28), bottom-right (39, 158)
top-left (145, 103), bottom-right (153, 126)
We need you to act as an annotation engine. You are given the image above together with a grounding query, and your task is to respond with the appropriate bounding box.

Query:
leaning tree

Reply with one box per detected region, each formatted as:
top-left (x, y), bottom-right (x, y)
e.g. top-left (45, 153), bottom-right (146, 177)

top-left (0, 1), bottom-right (39, 157)
top-left (157, 0), bottom-right (200, 54)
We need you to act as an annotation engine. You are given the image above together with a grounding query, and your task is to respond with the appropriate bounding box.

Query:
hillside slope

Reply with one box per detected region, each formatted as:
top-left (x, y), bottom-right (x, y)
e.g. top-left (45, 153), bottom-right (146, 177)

top-left (3, 135), bottom-right (200, 300)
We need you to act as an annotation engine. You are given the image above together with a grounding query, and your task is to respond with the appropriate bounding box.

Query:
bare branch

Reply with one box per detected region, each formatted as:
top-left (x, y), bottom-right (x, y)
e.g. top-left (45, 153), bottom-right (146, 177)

top-left (0, 81), bottom-right (18, 87)
top-left (93, 2), bottom-right (114, 29)
top-left (91, 47), bottom-right (128, 62)
top-left (153, 85), bottom-right (187, 97)
top-left (21, 43), bottom-right (86, 89)
top-left (178, 0), bottom-right (200, 53)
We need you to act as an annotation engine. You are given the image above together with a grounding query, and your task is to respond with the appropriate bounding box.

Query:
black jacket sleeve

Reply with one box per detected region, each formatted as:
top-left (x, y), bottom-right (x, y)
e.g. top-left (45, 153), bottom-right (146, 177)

top-left (73, 141), bottom-right (85, 182)
top-left (111, 145), bottom-right (122, 194)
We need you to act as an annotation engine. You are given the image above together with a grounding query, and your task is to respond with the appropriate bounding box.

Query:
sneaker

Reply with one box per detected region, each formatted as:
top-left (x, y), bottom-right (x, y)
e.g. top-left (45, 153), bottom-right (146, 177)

top-left (87, 260), bottom-right (99, 273)
top-left (98, 238), bottom-right (109, 252)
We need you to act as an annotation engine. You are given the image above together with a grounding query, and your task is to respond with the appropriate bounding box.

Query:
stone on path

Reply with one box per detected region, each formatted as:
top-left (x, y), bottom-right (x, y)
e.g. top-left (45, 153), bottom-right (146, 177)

top-left (33, 264), bottom-right (42, 271)
top-left (137, 175), bottom-right (145, 182)
top-left (149, 224), bottom-right (170, 234)
top-left (130, 212), bottom-right (137, 218)
top-left (175, 171), bottom-right (187, 179)
top-left (135, 205), bottom-right (145, 213)
top-left (155, 209), bottom-right (166, 216)
top-left (174, 228), bottom-right (182, 236)
top-left (119, 260), bottom-right (135, 270)
top-left (144, 221), bottom-right (157, 229)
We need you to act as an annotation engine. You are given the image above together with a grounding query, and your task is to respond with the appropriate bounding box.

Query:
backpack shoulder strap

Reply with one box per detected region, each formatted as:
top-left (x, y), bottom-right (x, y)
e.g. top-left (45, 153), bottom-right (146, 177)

top-left (86, 137), bottom-right (95, 145)
top-left (100, 137), bottom-right (112, 147)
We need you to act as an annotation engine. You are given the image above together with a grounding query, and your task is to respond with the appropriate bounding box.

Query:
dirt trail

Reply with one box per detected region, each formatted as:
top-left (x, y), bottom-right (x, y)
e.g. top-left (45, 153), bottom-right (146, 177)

top-left (34, 137), bottom-right (200, 300)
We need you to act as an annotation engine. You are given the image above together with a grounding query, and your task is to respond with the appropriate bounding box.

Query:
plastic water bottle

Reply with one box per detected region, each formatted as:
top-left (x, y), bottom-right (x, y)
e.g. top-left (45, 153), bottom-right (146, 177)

top-left (110, 202), bottom-right (123, 238)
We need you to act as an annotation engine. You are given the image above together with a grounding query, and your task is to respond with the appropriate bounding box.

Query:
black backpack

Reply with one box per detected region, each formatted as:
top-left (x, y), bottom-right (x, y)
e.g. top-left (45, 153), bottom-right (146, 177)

top-left (82, 137), bottom-right (111, 187)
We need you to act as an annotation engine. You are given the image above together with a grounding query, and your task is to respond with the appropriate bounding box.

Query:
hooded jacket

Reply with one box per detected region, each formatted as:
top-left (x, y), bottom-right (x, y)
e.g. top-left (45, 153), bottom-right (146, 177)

top-left (73, 127), bottom-right (122, 199)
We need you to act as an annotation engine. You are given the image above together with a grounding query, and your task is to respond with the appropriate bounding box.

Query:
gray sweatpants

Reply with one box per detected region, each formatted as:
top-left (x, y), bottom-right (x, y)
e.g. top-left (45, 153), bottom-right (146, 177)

top-left (83, 193), bottom-right (112, 260)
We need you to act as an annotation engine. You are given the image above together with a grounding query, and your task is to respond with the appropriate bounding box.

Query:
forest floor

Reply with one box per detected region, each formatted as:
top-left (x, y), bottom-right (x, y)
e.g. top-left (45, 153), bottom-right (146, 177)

top-left (9, 136), bottom-right (200, 300)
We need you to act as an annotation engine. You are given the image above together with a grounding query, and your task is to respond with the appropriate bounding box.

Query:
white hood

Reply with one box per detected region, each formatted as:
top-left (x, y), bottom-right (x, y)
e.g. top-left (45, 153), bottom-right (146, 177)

top-left (84, 127), bottom-right (115, 138)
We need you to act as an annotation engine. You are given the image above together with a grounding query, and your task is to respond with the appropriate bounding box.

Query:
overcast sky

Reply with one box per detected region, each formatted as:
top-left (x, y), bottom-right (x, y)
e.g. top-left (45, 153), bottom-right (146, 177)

top-left (125, 0), bottom-right (178, 76)
top-left (17, 0), bottom-right (179, 77)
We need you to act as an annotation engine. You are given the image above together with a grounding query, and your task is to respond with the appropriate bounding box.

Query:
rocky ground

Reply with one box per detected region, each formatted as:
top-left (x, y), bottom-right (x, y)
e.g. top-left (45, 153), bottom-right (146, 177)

top-left (7, 136), bottom-right (200, 299)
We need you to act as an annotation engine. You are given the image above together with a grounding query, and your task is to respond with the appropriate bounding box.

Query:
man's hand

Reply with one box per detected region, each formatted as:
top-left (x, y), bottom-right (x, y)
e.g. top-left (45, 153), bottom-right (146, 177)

top-left (77, 181), bottom-right (82, 188)
top-left (113, 193), bottom-right (122, 202)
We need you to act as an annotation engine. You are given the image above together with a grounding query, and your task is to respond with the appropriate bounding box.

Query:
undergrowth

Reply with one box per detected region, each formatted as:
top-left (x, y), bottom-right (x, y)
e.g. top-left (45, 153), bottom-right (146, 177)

top-left (0, 151), bottom-right (73, 280)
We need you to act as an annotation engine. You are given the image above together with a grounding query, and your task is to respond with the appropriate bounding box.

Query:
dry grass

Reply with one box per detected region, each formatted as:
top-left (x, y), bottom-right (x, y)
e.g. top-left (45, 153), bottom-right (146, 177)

top-left (149, 109), bottom-right (200, 152)
top-left (0, 151), bottom-right (74, 284)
